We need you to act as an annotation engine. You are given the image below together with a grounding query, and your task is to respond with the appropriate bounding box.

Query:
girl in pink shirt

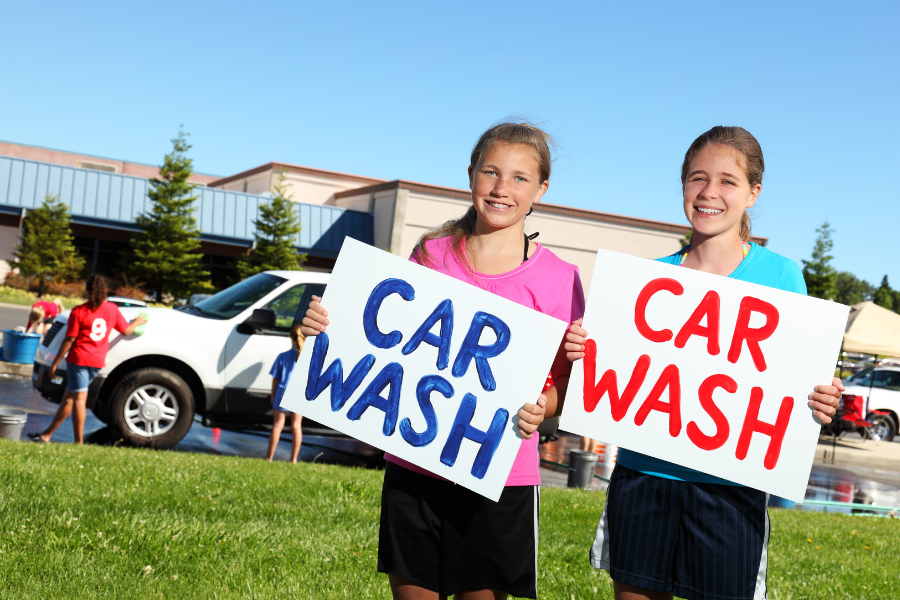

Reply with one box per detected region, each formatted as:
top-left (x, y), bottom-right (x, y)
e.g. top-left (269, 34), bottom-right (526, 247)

top-left (303, 122), bottom-right (584, 600)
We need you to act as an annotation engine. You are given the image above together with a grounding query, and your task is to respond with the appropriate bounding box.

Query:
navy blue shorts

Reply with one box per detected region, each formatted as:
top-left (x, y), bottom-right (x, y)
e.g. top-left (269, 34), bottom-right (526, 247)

top-left (590, 465), bottom-right (770, 600)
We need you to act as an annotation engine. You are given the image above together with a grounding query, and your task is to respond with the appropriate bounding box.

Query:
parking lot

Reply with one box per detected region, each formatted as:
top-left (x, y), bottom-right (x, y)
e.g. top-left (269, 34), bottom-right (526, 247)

top-left (3, 302), bottom-right (899, 510)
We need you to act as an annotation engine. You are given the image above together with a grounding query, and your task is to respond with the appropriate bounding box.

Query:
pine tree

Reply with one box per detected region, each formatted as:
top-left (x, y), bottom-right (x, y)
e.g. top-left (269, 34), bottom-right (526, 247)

top-left (127, 129), bottom-right (209, 302)
top-left (873, 276), bottom-right (896, 312)
top-left (834, 271), bottom-right (874, 306)
top-left (14, 194), bottom-right (85, 296)
top-left (802, 221), bottom-right (838, 300)
top-left (236, 172), bottom-right (306, 279)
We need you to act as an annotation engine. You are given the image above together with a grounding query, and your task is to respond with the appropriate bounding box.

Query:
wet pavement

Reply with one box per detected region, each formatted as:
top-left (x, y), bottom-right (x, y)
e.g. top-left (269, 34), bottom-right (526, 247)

top-left (0, 374), bottom-right (381, 468)
top-left (2, 373), bottom-right (899, 511)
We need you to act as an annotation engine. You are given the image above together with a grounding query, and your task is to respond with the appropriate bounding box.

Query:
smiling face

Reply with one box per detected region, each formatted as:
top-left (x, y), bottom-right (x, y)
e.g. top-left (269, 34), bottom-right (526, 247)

top-left (468, 140), bottom-right (548, 233)
top-left (682, 144), bottom-right (761, 241)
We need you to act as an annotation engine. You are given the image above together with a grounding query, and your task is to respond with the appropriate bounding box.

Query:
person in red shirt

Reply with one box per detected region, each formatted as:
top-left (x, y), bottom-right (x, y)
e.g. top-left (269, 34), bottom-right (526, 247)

top-left (30, 275), bottom-right (146, 444)
top-left (25, 298), bottom-right (65, 334)
top-left (25, 298), bottom-right (66, 333)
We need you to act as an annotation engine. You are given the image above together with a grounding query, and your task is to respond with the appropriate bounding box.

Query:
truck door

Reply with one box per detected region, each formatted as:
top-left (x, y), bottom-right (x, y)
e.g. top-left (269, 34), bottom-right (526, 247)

top-left (865, 369), bottom-right (900, 415)
top-left (224, 283), bottom-right (326, 416)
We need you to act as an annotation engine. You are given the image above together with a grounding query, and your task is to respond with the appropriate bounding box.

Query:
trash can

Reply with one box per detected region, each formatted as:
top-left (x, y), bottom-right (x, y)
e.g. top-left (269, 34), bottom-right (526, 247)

top-left (0, 330), bottom-right (41, 364)
top-left (599, 444), bottom-right (618, 479)
top-left (0, 408), bottom-right (28, 441)
top-left (567, 450), bottom-right (599, 489)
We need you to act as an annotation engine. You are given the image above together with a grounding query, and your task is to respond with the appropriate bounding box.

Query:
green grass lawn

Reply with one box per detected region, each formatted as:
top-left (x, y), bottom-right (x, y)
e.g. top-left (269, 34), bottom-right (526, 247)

top-left (0, 439), bottom-right (897, 599)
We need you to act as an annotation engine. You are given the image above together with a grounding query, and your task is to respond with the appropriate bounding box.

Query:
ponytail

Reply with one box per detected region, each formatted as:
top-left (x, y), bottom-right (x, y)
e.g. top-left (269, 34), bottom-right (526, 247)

top-left (85, 274), bottom-right (107, 311)
top-left (414, 206), bottom-right (478, 270)
top-left (739, 211), bottom-right (752, 242)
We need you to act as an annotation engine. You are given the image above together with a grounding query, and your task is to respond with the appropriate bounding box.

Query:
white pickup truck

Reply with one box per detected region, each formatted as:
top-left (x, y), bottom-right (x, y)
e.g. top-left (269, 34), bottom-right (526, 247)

top-left (840, 366), bottom-right (900, 442)
top-left (32, 271), bottom-right (328, 449)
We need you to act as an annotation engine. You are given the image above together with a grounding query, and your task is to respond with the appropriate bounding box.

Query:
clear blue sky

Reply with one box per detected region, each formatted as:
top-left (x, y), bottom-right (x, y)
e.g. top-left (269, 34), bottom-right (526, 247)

top-left (2, 1), bottom-right (897, 288)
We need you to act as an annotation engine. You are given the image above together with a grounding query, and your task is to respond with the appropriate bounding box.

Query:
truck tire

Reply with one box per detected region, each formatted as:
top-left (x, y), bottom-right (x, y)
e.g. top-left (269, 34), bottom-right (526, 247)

top-left (868, 413), bottom-right (897, 442)
top-left (107, 368), bottom-right (194, 449)
top-left (92, 395), bottom-right (111, 425)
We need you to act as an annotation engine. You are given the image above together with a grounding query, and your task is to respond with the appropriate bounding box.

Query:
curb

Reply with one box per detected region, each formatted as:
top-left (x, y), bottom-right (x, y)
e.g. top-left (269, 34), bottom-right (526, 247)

top-left (0, 361), bottom-right (33, 376)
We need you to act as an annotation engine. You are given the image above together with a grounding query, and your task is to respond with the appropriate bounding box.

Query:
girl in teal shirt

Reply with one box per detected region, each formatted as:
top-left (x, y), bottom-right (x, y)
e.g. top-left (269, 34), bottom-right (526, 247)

top-left (565, 126), bottom-right (844, 600)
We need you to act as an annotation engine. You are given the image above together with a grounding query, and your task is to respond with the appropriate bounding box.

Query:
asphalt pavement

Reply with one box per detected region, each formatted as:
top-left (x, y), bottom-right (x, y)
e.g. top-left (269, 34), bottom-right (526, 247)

top-left (0, 373), bottom-right (381, 467)
top-left (0, 303), bottom-right (31, 334)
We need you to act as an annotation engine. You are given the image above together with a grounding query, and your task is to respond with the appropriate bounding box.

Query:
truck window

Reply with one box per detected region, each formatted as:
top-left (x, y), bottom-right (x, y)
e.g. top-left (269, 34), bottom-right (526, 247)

top-left (872, 370), bottom-right (900, 392)
top-left (260, 283), bottom-right (327, 335)
top-left (292, 284), bottom-right (327, 328)
top-left (849, 368), bottom-right (874, 386)
top-left (193, 273), bottom-right (286, 319)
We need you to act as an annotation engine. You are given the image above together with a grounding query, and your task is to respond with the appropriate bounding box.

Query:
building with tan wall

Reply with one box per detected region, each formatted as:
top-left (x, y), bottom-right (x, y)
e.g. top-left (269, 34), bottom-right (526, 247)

top-left (0, 140), bottom-right (767, 289)
top-left (0, 140), bottom-right (220, 185)
top-left (214, 164), bottom-right (767, 291)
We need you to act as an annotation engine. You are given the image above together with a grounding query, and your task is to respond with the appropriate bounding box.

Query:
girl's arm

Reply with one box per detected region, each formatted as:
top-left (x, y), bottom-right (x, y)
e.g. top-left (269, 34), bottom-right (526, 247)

top-left (517, 340), bottom-right (572, 438)
top-left (49, 337), bottom-right (75, 377)
top-left (271, 378), bottom-right (279, 406)
top-left (300, 295), bottom-right (329, 337)
top-left (121, 314), bottom-right (148, 336)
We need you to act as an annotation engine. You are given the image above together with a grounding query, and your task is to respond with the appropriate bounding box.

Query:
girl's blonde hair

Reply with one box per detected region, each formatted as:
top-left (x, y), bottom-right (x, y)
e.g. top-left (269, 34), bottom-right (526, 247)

top-left (413, 121), bottom-right (554, 269)
top-left (27, 306), bottom-right (45, 333)
top-left (290, 324), bottom-right (305, 354)
top-left (681, 126), bottom-right (764, 243)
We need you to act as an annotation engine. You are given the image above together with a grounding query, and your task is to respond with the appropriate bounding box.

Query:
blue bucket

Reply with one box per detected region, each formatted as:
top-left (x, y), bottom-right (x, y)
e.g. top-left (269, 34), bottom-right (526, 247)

top-left (1, 330), bottom-right (42, 364)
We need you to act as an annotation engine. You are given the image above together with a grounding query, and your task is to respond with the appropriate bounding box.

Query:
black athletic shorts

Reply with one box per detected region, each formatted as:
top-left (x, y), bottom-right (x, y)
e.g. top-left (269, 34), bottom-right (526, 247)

top-left (377, 462), bottom-right (539, 598)
top-left (590, 464), bottom-right (770, 600)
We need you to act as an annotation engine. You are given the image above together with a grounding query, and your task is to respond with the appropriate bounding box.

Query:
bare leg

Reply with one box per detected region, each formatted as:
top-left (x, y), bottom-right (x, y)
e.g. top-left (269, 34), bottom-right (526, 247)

top-left (389, 574), bottom-right (445, 600)
top-left (580, 436), bottom-right (598, 453)
top-left (388, 574), bottom-right (505, 600)
top-left (266, 411), bottom-right (286, 461)
top-left (71, 391), bottom-right (88, 445)
top-left (456, 589), bottom-right (506, 600)
top-left (38, 390), bottom-right (76, 442)
top-left (290, 414), bottom-right (303, 464)
top-left (614, 581), bottom-right (673, 600)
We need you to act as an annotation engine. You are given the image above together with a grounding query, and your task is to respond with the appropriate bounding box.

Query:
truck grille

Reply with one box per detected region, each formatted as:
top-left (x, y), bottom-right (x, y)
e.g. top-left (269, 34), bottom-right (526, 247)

top-left (42, 321), bottom-right (64, 347)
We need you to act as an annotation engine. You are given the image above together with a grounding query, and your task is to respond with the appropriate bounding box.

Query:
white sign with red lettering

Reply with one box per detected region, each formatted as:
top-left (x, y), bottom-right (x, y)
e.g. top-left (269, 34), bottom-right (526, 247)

top-left (560, 249), bottom-right (848, 502)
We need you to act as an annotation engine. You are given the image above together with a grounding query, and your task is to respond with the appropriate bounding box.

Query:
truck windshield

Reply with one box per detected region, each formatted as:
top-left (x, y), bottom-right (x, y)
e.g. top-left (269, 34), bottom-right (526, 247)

top-left (192, 273), bottom-right (287, 319)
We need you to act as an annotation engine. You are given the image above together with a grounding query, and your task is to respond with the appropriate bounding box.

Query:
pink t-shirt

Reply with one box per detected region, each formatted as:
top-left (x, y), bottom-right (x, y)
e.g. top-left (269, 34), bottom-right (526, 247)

top-left (384, 236), bottom-right (585, 486)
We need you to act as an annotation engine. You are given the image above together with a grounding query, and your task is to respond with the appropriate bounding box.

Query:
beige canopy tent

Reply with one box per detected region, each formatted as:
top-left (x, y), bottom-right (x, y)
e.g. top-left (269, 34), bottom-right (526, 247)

top-left (842, 301), bottom-right (900, 357)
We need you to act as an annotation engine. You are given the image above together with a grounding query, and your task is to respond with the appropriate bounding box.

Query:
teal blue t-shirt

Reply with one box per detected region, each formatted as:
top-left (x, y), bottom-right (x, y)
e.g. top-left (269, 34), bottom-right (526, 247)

top-left (616, 242), bottom-right (807, 485)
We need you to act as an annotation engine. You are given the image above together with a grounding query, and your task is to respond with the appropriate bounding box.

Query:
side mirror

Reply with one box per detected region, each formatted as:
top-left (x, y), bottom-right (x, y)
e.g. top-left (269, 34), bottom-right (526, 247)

top-left (237, 308), bottom-right (277, 335)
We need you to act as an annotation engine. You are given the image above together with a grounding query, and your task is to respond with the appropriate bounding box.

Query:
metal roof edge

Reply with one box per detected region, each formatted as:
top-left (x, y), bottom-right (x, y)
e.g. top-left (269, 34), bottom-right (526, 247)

top-left (208, 162), bottom-right (387, 188)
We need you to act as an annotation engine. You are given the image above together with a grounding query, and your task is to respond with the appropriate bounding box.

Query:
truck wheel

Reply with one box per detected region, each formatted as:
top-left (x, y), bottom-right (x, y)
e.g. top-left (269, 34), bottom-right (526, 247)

top-left (868, 413), bottom-right (896, 442)
top-left (92, 395), bottom-right (111, 424)
top-left (107, 368), bottom-right (194, 449)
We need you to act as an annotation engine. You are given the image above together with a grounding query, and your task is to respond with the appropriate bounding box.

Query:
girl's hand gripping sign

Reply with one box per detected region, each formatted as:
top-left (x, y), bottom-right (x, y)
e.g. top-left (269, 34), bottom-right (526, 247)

top-left (561, 249), bottom-right (849, 502)
top-left (282, 239), bottom-right (567, 501)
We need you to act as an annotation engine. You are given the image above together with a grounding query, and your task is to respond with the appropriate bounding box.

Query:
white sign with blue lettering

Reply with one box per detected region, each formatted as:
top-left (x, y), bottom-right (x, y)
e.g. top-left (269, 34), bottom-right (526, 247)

top-left (281, 238), bottom-right (568, 501)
